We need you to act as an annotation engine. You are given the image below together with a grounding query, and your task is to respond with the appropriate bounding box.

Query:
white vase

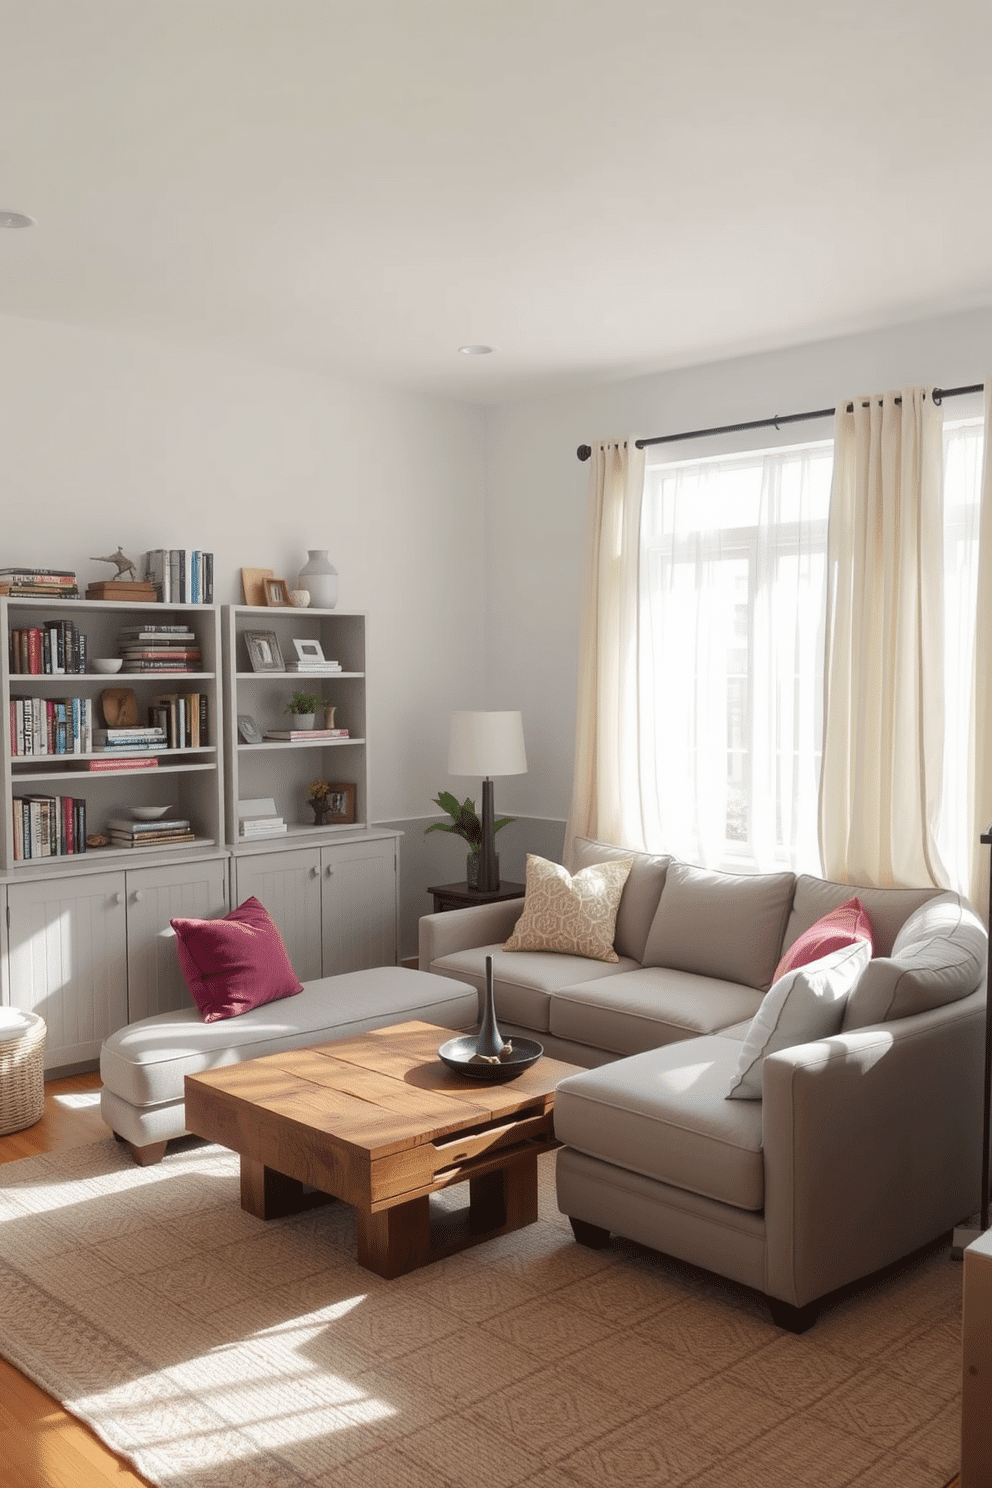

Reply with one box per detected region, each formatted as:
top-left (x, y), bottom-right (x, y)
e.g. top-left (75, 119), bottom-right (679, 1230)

top-left (297, 549), bottom-right (338, 609)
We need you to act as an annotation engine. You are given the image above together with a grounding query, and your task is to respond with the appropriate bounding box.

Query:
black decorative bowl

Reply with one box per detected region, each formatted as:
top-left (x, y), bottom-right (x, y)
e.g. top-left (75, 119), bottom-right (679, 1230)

top-left (437, 1034), bottom-right (544, 1082)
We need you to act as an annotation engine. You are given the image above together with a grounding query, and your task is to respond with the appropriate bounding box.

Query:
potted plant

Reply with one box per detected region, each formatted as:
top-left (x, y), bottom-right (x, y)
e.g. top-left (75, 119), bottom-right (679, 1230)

top-left (425, 790), bottom-right (514, 888)
top-left (284, 691), bottom-right (323, 730)
top-left (308, 778), bottom-right (331, 825)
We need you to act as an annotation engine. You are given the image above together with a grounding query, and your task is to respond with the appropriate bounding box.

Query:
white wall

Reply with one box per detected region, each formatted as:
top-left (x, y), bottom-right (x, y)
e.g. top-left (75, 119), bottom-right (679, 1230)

top-left (0, 314), bottom-right (485, 822)
top-left (485, 306), bottom-right (992, 823)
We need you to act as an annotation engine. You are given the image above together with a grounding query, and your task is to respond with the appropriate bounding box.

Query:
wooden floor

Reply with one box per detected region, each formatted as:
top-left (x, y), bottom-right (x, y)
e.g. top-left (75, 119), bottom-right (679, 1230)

top-left (0, 1072), bottom-right (151, 1488)
top-left (0, 1074), bottom-right (966, 1488)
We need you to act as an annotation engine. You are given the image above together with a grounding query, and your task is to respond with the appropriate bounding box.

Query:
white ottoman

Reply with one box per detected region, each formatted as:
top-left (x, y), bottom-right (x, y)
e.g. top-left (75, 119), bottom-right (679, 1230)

top-left (0, 1008), bottom-right (46, 1136)
top-left (100, 966), bottom-right (478, 1164)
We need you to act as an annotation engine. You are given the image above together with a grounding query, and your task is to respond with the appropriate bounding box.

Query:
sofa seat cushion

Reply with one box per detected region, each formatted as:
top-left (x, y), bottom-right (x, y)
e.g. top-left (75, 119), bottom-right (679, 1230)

top-left (431, 944), bottom-right (638, 1033)
top-left (642, 863), bottom-right (796, 990)
top-left (554, 1037), bottom-right (763, 1211)
top-left (549, 967), bottom-right (765, 1057)
top-left (100, 966), bottom-right (478, 1109)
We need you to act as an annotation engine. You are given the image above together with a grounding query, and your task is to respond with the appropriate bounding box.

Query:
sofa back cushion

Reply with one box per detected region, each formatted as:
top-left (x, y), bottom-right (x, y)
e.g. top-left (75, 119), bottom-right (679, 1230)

top-left (567, 837), bottom-right (671, 963)
top-left (641, 863), bottom-right (796, 990)
top-left (782, 875), bottom-right (939, 959)
top-left (842, 891), bottom-right (987, 1029)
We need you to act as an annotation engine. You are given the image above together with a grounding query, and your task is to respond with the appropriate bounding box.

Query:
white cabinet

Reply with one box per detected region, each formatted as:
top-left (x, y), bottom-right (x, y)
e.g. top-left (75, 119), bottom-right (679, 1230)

top-left (5, 854), bottom-right (228, 1070)
top-left (125, 857), bottom-right (229, 1022)
top-left (6, 870), bottom-right (129, 1069)
top-left (321, 835), bottom-right (398, 974)
top-left (232, 832), bottom-right (399, 981)
top-left (231, 844), bottom-right (323, 982)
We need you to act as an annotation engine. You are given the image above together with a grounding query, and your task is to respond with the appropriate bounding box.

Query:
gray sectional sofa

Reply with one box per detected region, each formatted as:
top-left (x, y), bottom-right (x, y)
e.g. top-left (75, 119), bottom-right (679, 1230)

top-left (420, 837), bottom-right (988, 1328)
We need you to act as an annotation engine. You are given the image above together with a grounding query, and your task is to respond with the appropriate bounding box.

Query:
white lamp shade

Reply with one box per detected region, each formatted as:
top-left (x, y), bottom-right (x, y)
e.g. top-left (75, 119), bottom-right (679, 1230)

top-left (448, 711), bottom-right (527, 778)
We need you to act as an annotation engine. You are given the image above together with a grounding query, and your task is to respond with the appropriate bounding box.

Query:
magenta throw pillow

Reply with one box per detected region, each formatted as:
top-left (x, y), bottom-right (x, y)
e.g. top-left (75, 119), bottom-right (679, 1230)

top-left (773, 897), bottom-right (874, 983)
top-left (171, 896), bottom-right (303, 1022)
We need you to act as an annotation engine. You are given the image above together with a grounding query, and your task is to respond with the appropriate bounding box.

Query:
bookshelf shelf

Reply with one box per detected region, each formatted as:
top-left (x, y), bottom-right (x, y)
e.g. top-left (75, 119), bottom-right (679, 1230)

top-left (1, 596), bottom-right (224, 871)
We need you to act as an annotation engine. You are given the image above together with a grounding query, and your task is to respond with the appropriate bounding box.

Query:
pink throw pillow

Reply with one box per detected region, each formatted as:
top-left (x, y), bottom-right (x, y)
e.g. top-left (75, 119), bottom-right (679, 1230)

top-left (773, 897), bottom-right (874, 983)
top-left (171, 896), bottom-right (303, 1022)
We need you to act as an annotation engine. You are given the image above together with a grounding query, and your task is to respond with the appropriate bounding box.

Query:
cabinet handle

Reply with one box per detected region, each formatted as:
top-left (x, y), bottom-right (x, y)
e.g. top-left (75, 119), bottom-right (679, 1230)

top-left (326, 865), bottom-right (334, 877)
top-left (310, 866), bottom-right (319, 879)
top-left (114, 893), bottom-right (124, 906)
top-left (133, 890), bottom-right (143, 903)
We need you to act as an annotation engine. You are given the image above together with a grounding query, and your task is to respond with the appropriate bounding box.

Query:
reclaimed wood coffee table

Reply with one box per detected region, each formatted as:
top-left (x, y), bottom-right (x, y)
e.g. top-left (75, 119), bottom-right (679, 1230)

top-left (184, 1019), bottom-right (582, 1279)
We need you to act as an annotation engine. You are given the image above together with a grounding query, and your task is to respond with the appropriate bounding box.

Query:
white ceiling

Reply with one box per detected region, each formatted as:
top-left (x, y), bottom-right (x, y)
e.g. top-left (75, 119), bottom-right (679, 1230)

top-left (2, 0), bottom-right (991, 405)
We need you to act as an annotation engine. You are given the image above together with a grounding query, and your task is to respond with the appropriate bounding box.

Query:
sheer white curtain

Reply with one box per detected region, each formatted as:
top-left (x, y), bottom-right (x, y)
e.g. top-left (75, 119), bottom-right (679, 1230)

top-left (567, 438), bottom-right (646, 856)
top-left (636, 440), bottom-right (832, 870)
top-left (819, 388), bottom-right (947, 887)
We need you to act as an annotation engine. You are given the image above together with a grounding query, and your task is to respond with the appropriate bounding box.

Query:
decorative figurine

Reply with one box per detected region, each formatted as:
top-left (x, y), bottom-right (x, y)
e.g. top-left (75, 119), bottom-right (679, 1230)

top-left (90, 546), bottom-right (138, 580)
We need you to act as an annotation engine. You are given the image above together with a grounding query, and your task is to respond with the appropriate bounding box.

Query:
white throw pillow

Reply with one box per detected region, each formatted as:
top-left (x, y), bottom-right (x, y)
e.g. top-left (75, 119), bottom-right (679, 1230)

top-left (726, 939), bottom-right (872, 1100)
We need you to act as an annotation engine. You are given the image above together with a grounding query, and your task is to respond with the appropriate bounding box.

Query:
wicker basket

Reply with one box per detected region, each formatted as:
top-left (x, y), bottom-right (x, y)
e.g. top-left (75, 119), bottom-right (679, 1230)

top-left (0, 1009), bottom-right (46, 1135)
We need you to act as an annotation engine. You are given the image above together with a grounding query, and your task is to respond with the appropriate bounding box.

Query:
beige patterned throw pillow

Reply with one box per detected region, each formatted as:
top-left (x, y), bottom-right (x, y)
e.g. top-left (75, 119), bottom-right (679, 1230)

top-left (502, 853), bottom-right (634, 962)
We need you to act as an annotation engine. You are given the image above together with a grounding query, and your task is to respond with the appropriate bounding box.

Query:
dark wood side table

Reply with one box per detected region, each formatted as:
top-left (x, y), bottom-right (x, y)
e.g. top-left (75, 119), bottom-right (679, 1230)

top-left (427, 879), bottom-right (526, 914)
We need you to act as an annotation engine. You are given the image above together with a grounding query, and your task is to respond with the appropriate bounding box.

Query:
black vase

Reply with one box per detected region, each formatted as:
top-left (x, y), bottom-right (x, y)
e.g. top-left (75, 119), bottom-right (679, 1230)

top-left (475, 954), bottom-right (506, 1058)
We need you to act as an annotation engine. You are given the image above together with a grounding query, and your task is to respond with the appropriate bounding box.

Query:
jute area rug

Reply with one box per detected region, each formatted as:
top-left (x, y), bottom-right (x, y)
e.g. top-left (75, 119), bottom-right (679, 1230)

top-left (0, 1139), bottom-right (961, 1488)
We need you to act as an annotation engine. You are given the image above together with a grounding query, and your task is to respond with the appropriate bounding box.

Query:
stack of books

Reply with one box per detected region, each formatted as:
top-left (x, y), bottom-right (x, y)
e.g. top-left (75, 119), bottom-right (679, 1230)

top-left (0, 567), bottom-right (78, 599)
top-left (286, 659), bottom-right (343, 673)
top-left (86, 581), bottom-right (158, 602)
top-left (12, 794), bottom-right (86, 859)
top-left (9, 620), bottom-right (87, 674)
top-left (263, 727), bottom-right (349, 741)
top-left (106, 817), bottom-right (196, 850)
top-left (143, 551), bottom-right (214, 604)
top-left (118, 626), bottom-right (202, 671)
top-left (238, 797), bottom-right (287, 840)
top-left (93, 726), bottom-right (169, 754)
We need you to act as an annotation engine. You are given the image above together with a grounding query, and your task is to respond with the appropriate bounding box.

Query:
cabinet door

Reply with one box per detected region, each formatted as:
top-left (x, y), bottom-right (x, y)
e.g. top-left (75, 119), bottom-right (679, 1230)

top-left (233, 846), bottom-right (322, 982)
top-left (321, 837), bottom-right (398, 976)
top-left (6, 871), bottom-right (128, 1069)
top-left (125, 858), bottom-right (230, 1023)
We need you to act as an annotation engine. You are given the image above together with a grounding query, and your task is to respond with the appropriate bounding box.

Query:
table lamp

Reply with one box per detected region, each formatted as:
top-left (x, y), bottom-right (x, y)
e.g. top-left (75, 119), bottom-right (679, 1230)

top-left (448, 711), bottom-right (527, 891)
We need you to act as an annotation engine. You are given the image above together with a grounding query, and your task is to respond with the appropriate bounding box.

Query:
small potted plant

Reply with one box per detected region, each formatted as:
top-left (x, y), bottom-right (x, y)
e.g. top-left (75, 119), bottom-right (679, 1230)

top-left (308, 778), bottom-right (331, 825)
top-left (425, 790), bottom-right (514, 887)
top-left (284, 691), bottom-right (323, 730)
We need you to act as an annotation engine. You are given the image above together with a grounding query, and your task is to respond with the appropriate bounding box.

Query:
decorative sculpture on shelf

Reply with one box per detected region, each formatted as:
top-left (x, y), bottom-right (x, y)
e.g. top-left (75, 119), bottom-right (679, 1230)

top-left (90, 546), bottom-right (138, 580)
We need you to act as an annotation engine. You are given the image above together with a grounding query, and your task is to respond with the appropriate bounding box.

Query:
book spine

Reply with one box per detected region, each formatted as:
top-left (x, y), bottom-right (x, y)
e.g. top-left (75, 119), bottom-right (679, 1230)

top-left (205, 552), bottom-right (213, 604)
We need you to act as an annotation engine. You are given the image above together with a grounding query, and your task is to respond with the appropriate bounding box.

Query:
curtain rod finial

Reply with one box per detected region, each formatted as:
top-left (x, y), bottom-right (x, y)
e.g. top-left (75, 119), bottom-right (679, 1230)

top-left (577, 444), bottom-right (592, 462)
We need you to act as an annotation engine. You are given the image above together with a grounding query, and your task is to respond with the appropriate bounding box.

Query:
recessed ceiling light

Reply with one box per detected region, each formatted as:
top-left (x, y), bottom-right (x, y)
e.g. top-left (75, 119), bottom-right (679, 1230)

top-left (0, 211), bottom-right (35, 229)
top-left (458, 344), bottom-right (494, 356)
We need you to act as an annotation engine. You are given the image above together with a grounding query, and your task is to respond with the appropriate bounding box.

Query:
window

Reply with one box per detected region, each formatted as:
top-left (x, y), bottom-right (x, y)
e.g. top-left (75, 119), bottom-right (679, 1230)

top-left (639, 439), bottom-right (833, 872)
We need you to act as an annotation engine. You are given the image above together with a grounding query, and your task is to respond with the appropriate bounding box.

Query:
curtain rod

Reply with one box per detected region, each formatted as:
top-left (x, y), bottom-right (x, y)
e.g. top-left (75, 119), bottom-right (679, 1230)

top-left (574, 383), bottom-right (984, 461)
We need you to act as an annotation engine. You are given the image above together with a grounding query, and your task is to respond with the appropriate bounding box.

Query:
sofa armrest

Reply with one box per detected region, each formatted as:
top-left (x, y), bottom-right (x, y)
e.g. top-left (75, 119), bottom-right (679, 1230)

top-left (761, 987), bottom-right (985, 1307)
top-left (419, 900), bottom-right (525, 970)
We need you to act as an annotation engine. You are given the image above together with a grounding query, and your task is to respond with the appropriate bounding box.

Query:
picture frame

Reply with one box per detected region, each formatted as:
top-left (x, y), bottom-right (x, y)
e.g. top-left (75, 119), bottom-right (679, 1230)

top-left (324, 782), bottom-right (356, 825)
top-left (241, 567), bottom-right (274, 607)
top-left (237, 714), bottom-right (263, 744)
top-left (264, 577), bottom-right (291, 607)
top-left (293, 637), bottom-right (326, 663)
top-left (244, 630), bottom-right (285, 673)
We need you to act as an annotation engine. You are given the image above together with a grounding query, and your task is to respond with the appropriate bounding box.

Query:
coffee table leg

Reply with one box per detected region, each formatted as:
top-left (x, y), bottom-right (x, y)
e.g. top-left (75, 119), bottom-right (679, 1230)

top-left (357, 1195), bottom-right (431, 1279)
top-left (469, 1153), bottom-right (538, 1234)
top-left (240, 1158), bottom-right (333, 1220)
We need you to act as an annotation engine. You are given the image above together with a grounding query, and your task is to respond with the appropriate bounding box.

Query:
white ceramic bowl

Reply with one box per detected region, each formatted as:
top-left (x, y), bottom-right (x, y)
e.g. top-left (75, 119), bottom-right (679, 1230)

top-left (130, 806), bottom-right (171, 820)
top-left (91, 658), bottom-right (123, 674)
